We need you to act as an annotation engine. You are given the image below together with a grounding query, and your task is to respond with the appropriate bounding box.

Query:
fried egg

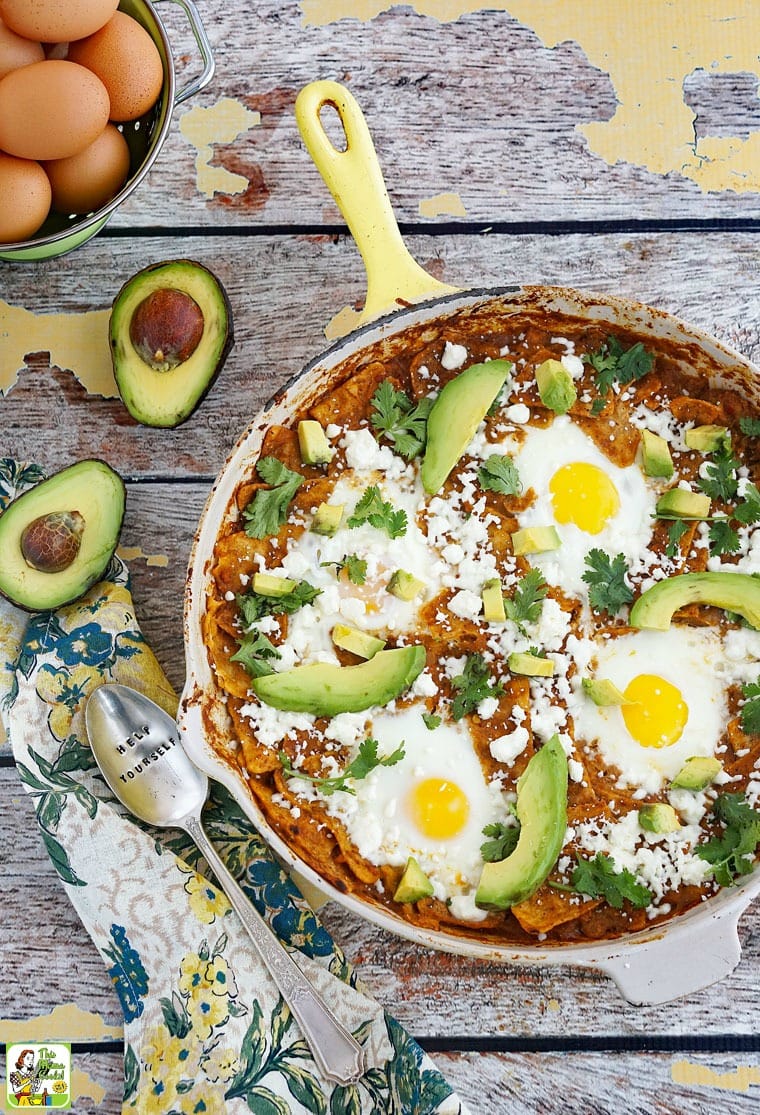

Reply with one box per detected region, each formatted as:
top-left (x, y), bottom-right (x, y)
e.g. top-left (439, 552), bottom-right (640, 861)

top-left (571, 627), bottom-right (728, 794)
top-left (320, 706), bottom-right (512, 902)
top-left (512, 417), bottom-right (656, 600)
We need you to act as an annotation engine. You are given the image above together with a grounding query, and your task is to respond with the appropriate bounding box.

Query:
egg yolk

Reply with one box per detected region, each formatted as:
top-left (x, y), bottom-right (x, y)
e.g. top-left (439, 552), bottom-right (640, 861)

top-left (408, 777), bottom-right (469, 839)
top-left (622, 673), bottom-right (688, 748)
top-left (549, 462), bottom-right (620, 534)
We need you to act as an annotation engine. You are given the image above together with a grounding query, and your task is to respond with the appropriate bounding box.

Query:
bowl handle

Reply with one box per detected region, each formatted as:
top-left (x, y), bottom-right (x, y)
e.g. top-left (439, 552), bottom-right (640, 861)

top-left (600, 902), bottom-right (746, 1005)
top-left (156, 0), bottom-right (215, 104)
top-left (295, 80), bottom-right (459, 324)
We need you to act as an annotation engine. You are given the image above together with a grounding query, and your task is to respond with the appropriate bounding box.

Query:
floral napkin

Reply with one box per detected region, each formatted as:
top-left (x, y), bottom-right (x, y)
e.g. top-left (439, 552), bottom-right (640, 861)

top-left (0, 460), bottom-right (468, 1115)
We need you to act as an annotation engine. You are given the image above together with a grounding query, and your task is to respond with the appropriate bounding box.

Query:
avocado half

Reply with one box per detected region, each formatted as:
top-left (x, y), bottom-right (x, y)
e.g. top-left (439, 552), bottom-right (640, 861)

top-left (629, 571), bottom-right (760, 631)
top-left (109, 259), bottom-right (234, 428)
top-left (0, 459), bottom-right (126, 611)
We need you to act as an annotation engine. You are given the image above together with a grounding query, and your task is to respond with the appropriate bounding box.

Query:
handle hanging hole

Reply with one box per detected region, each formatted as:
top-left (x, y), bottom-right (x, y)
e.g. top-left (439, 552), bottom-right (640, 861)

top-left (318, 102), bottom-right (348, 153)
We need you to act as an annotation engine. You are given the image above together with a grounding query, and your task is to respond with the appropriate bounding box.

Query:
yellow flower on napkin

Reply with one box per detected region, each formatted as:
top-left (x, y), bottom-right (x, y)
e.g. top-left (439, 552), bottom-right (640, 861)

top-left (180, 866), bottom-right (232, 924)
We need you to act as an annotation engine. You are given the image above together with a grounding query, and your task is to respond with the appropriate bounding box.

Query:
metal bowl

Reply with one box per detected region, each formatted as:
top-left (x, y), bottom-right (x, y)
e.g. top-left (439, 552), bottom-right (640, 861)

top-left (0, 0), bottom-right (214, 262)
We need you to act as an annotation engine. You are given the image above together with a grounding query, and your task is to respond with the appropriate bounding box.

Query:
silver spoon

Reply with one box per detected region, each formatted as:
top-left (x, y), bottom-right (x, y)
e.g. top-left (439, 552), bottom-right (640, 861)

top-left (85, 682), bottom-right (366, 1086)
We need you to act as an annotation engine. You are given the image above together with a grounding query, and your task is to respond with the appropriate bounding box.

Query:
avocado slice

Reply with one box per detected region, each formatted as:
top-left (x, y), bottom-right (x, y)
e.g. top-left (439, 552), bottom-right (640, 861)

top-left (109, 259), bottom-right (233, 428)
top-left (581, 677), bottom-right (630, 706)
top-left (0, 459), bottom-right (125, 611)
top-left (251, 645), bottom-right (426, 715)
top-left (630, 571), bottom-right (760, 631)
top-left (393, 856), bottom-right (435, 903)
top-left (508, 651), bottom-right (555, 677)
top-left (387, 569), bottom-right (426, 601)
top-left (332, 624), bottom-right (386, 659)
top-left (640, 430), bottom-right (674, 479)
top-left (511, 525), bottom-right (561, 555)
top-left (670, 755), bottom-right (723, 791)
top-left (311, 502), bottom-right (344, 536)
top-left (535, 358), bottom-right (577, 415)
top-left (638, 802), bottom-right (681, 833)
top-left (298, 420), bottom-right (333, 466)
top-left (684, 425), bottom-right (730, 453)
top-left (420, 359), bottom-right (512, 494)
top-left (475, 734), bottom-right (568, 909)
top-left (482, 578), bottom-right (506, 622)
top-left (655, 488), bottom-right (711, 519)
top-left (251, 573), bottom-right (297, 597)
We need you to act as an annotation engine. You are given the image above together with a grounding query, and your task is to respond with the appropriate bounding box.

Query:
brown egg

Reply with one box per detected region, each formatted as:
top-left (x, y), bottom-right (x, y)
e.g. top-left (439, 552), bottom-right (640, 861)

top-left (0, 0), bottom-right (118, 43)
top-left (68, 11), bottom-right (163, 122)
top-left (0, 59), bottom-right (110, 160)
top-left (0, 17), bottom-right (43, 79)
top-left (0, 152), bottom-right (51, 242)
top-left (45, 123), bottom-right (130, 214)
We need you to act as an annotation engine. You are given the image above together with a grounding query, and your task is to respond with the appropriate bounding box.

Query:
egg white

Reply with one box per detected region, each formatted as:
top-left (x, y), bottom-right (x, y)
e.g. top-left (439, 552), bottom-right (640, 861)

top-left (511, 417), bottom-right (656, 601)
top-left (571, 627), bottom-right (728, 794)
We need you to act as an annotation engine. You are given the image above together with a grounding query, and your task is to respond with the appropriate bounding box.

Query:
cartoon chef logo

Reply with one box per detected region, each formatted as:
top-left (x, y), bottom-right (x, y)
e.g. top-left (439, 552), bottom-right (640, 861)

top-left (5, 1043), bottom-right (71, 1109)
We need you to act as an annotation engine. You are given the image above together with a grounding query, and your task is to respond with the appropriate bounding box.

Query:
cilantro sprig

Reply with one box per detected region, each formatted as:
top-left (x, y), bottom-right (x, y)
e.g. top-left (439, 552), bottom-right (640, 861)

top-left (696, 793), bottom-right (760, 886)
top-left (422, 712), bottom-right (441, 731)
top-left (582, 550), bottom-right (633, 616)
top-left (665, 518), bottom-right (690, 558)
top-left (278, 737), bottom-right (405, 796)
top-left (238, 580), bottom-right (321, 627)
top-left (584, 336), bottom-right (655, 414)
top-left (480, 819), bottom-right (520, 863)
top-left (231, 631), bottom-right (281, 678)
top-left (348, 485), bottom-right (407, 538)
top-left (552, 852), bottom-right (652, 909)
top-left (739, 417), bottom-right (760, 437)
top-left (740, 678), bottom-right (760, 735)
top-left (370, 380), bottom-right (434, 459)
top-left (243, 457), bottom-right (304, 539)
top-left (321, 554), bottom-right (367, 585)
top-left (705, 481), bottom-right (760, 559)
top-left (477, 454), bottom-right (521, 496)
top-left (504, 568), bottom-right (548, 634)
top-left (450, 653), bottom-right (505, 721)
top-left (697, 441), bottom-right (740, 503)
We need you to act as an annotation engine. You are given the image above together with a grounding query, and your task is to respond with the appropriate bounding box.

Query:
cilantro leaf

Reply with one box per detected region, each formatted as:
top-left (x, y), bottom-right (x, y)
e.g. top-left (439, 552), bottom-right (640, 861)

top-left (238, 580), bottom-right (321, 627)
top-left (422, 712), bottom-right (441, 731)
top-left (321, 554), bottom-right (368, 585)
top-left (278, 737), bottom-right (405, 796)
top-left (450, 653), bottom-right (505, 721)
top-left (582, 550), bottom-right (633, 616)
top-left (560, 852), bottom-right (652, 909)
top-left (243, 457), bottom-right (304, 539)
top-left (665, 518), bottom-right (689, 558)
top-left (231, 631), bottom-right (281, 678)
top-left (696, 793), bottom-right (760, 886)
top-left (480, 820), bottom-right (521, 863)
top-left (347, 485), bottom-right (407, 538)
top-left (697, 441), bottom-right (740, 503)
top-left (740, 678), bottom-right (760, 735)
top-left (708, 518), bottom-right (741, 557)
top-left (590, 397), bottom-right (607, 417)
top-left (477, 454), bottom-right (521, 496)
top-left (370, 380), bottom-right (434, 459)
top-left (504, 568), bottom-right (548, 633)
top-left (734, 482), bottom-right (760, 526)
top-left (585, 336), bottom-right (655, 399)
top-left (740, 417), bottom-right (760, 437)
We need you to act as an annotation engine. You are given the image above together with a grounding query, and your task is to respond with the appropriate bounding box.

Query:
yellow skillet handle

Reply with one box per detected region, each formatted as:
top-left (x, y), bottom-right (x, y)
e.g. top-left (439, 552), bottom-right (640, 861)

top-left (295, 80), bottom-right (459, 324)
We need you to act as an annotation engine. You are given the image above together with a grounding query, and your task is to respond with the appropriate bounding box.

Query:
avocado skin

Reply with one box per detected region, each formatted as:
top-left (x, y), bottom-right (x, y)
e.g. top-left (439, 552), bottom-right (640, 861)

top-left (420, 360), bottom-right (512, 495)
top-left (630, 571), bottom-right (760, 631)
top-left (0, 459), bottom-right (125, 612)
top-left (475, 734), bottom-right (568, 909)
top-left (252, 645), bottom-right (426, 715)
top-left (110, 259), bottom-right (234, 428)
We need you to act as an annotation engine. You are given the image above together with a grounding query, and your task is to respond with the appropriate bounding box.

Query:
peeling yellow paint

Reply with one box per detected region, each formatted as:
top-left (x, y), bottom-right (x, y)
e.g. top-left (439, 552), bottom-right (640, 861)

top-left (301, 0), bottom-right (760, 193)
top-left (0, 1002), bottom-right (122, 1042)
top-left (419, 191), bottom-right (467, 217)
top-left (118, 545), bottom-right (170, 568)
top-left (0, 300), bottom-right (115, 398)
top-left (70, 1066), bottom-right (108, 1106)
top-left (180, 97), bottom-right (262, 198)
top-left (672, 1059), bottom-right (760, 1092)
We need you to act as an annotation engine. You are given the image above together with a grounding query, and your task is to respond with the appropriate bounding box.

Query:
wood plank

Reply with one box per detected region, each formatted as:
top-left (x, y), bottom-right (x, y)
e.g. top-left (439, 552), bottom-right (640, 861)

top-left (2, 229), bottom-right (759, 481)
top-left (3, 767), bottom-right (759, 1039)
top-left (105, 2), bottom-right (760, 227)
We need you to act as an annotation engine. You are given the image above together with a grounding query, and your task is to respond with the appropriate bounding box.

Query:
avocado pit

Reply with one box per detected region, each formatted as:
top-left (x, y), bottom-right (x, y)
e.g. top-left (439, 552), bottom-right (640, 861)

top-left (129, 288), bottom-right (205, 371)
top-left (21, 510), bottom-right (85, 573)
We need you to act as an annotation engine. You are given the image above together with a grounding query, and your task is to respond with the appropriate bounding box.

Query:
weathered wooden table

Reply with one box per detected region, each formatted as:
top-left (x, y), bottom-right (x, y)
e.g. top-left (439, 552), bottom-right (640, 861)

top-left (2, 3), bottom-right (760, 1111)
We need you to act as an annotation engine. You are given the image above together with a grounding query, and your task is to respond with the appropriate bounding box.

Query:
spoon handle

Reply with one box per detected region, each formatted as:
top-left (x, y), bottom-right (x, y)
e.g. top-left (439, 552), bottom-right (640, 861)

top-left (182, 812), bottom-right (366, 1085)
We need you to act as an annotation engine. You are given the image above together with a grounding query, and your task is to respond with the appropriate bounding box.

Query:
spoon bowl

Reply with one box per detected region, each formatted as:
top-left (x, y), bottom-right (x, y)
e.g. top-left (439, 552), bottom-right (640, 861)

top-left (85, 682), bottom-right (366, 1086)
